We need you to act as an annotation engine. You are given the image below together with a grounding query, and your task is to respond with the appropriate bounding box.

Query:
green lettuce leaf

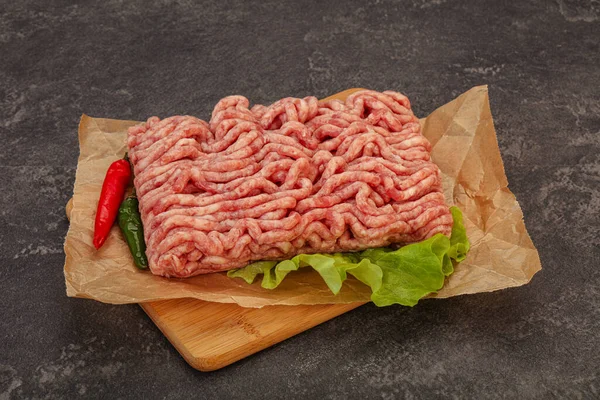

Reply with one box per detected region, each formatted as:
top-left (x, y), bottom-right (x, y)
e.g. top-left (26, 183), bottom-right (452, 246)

top-left (227, 206), bottom-right (470, 307)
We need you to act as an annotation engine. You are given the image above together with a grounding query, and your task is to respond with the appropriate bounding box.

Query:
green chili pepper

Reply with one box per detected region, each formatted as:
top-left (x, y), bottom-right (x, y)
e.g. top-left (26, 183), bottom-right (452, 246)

top-left (118, 192), bottom-right (148, 269)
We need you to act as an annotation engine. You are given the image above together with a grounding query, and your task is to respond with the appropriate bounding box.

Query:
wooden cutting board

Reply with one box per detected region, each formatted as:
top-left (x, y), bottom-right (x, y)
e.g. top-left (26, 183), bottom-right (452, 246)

top-left (68, 88), bottom-right (367, 371)
top-left (141, 299), bottom-right (363, 371)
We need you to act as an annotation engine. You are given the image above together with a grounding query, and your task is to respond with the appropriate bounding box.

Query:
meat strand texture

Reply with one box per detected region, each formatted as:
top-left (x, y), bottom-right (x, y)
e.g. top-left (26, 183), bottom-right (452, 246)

top-left (127, 90), bottom-right (453, 278)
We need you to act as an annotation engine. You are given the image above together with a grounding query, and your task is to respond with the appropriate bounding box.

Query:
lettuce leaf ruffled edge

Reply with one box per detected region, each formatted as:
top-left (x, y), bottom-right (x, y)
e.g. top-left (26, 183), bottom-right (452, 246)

top-left (227, 206), bottom-right (470, 307)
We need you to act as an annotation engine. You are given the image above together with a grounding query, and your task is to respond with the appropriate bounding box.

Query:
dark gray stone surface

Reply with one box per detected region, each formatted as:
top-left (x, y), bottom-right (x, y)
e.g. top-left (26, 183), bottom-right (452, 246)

top-left (1, 0), bottom-right (599, 398)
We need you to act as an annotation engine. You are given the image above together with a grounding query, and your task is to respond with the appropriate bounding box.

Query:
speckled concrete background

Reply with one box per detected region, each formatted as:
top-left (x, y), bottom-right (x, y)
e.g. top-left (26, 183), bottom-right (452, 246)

top-left (1, 0), bottom-right (599, 398)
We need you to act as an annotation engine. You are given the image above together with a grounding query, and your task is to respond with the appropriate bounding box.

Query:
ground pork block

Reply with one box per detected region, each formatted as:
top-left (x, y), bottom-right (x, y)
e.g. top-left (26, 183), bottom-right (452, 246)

top-left (127, 90), bottom-right (452, 278)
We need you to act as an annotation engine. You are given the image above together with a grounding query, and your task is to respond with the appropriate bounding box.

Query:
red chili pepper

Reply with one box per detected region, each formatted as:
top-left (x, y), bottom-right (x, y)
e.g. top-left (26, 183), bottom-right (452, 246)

top-left (93, 155), bottom-right (132, 249)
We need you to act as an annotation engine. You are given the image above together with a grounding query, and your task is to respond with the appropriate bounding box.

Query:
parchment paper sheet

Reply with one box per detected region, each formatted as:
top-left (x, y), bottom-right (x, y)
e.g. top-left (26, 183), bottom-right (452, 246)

top-left (63, 86), bottom-right (542, 307)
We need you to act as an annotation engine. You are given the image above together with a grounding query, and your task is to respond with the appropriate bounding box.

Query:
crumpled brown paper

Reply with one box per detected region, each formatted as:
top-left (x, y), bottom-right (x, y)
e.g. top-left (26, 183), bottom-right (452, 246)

top-left (63, 86), bottom-right (541, 307)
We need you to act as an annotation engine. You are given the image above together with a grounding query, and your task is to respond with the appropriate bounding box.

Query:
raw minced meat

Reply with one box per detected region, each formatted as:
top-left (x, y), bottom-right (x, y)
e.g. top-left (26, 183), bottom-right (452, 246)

top-left (127, 90), bottom-right (452, 278)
